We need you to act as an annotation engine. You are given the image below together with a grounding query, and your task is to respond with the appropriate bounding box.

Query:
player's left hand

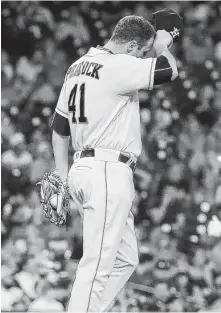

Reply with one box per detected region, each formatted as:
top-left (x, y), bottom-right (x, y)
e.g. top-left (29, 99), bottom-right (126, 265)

top-left (153, 8), bottom-right (183, 44)
top-left (37, 171), bottom-right (70, 227)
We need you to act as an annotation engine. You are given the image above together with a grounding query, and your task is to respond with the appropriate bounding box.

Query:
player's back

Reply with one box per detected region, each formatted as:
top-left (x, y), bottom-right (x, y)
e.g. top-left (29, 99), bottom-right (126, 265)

top-left (56, 46), bottom-right (156, 157)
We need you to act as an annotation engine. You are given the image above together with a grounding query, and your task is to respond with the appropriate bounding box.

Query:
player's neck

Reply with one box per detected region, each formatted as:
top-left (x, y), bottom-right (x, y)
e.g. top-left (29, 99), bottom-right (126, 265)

top-left (103, 41), bottom-right (126, 55)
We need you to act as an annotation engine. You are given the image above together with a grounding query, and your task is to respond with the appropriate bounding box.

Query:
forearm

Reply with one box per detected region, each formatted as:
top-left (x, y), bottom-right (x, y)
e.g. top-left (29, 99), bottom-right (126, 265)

top-left (159, 48), bottom-right (178, 81)
top-left (52, 130), bottom-right (70, 181)
top-left (153, 30), bottom-right (178, 82)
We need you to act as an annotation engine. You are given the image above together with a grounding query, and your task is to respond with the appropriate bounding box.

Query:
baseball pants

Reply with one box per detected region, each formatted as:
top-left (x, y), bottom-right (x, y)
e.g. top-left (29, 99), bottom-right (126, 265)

top-left (67, 149), bottom-right (139, 312)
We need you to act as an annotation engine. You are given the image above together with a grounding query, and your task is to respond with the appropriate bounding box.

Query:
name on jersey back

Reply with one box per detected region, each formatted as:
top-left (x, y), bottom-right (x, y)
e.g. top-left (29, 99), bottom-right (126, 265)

top-left (66, 61), bottom-right (103, 81)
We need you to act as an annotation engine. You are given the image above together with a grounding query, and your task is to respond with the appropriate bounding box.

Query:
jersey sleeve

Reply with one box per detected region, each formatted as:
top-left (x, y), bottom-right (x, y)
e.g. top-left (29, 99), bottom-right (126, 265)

top-left (55, 84), bottom-right (68, 118)
top-left (50, 82), bottom-right (71, 136)
top-left (109, 55), bottom-right (157, 95)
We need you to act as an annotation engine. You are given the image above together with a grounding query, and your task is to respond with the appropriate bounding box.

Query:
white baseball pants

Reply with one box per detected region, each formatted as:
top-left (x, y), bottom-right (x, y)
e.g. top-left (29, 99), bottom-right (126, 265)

top-left (67, 149), bottom-right (139, 312)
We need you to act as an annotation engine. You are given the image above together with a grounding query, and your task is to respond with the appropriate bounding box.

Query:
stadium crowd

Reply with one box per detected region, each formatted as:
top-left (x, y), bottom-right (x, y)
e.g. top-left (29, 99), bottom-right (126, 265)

top-left (1, 1), bottom-right (221, 311)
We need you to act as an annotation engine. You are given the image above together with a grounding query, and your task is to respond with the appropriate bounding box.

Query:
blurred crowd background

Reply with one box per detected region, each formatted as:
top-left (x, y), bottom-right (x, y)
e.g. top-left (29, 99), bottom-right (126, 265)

top-left (1, 1), bottom-right (221, 312)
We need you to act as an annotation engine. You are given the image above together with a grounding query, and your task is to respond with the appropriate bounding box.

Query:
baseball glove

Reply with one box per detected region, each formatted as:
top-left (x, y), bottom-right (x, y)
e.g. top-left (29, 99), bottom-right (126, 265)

top-left (37, 172), bottom-right (70, 227)
top-left (153, 8), bottom-right (183, 42)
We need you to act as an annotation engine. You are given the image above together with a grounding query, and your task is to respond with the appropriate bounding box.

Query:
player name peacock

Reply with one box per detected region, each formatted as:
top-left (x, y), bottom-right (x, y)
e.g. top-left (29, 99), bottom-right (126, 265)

top-left (67, 61), bottom-right (103, 80)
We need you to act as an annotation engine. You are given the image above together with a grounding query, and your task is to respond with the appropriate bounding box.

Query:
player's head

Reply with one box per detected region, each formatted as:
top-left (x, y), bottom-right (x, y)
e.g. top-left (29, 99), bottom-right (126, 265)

top-left (110, 15), bottom-right (156, 58)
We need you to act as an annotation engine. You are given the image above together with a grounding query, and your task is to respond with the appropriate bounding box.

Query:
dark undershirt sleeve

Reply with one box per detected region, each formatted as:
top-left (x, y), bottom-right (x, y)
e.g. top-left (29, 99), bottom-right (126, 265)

top-left (154, 55), bottom-right (173, 85)
top-left (50, 111), bottom-right (70, 136)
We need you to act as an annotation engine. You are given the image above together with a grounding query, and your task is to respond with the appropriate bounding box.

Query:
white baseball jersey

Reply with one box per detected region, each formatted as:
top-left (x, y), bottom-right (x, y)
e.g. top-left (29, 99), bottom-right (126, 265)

top-left (56, 47), bottom-right (156, 157)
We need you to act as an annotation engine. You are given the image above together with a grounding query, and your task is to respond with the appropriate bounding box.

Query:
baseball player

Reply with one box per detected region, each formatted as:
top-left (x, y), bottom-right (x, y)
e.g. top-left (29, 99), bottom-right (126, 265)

top-left (50, 14), bottom-right (179, 312)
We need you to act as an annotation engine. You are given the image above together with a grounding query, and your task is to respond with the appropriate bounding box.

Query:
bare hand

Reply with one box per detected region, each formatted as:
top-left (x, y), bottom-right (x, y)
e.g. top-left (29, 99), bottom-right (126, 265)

top-left (153, 30), bottom-right (173, 56)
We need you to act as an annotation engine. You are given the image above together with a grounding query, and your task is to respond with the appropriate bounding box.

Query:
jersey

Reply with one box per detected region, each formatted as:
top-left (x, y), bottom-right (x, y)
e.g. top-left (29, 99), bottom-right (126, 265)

top-left (55, 47), bottom-right (157, 158)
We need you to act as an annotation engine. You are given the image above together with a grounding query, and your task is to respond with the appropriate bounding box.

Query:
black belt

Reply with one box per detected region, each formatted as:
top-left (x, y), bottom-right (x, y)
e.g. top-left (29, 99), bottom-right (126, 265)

top-left (79, 149), bottom-right (136, 172)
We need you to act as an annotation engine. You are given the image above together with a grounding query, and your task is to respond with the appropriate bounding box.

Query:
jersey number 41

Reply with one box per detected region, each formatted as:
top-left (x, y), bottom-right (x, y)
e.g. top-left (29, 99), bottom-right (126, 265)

top-left (68, 83), bottom-right (88, 124)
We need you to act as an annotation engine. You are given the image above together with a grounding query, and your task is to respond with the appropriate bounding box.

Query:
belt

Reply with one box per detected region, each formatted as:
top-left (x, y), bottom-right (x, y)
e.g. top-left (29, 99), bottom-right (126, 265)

top-left (76, 148), bottom-right (136, 172)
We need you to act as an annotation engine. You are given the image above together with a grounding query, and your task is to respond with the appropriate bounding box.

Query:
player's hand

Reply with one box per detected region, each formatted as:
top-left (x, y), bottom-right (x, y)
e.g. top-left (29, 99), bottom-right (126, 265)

top-left (153, 30), bottom-right (173, 56)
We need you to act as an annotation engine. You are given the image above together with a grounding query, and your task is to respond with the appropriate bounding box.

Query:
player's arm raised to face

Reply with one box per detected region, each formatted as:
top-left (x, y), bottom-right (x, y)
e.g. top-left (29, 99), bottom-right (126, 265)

top-left (153, 30), bottom-right (178, 85)
top-left (110, 31), bottom-right (178, 95)
top-left (110, 54), bottom-right (177, 95)
top-left (50, 83), bottom-right (70, 182)
top-left (109, 55), bottom-right (157, 94)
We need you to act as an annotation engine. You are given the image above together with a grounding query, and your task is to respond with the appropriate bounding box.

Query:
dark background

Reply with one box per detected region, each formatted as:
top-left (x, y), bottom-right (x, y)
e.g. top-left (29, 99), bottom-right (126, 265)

top-left (1, 1), bottom-right (221, 311)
